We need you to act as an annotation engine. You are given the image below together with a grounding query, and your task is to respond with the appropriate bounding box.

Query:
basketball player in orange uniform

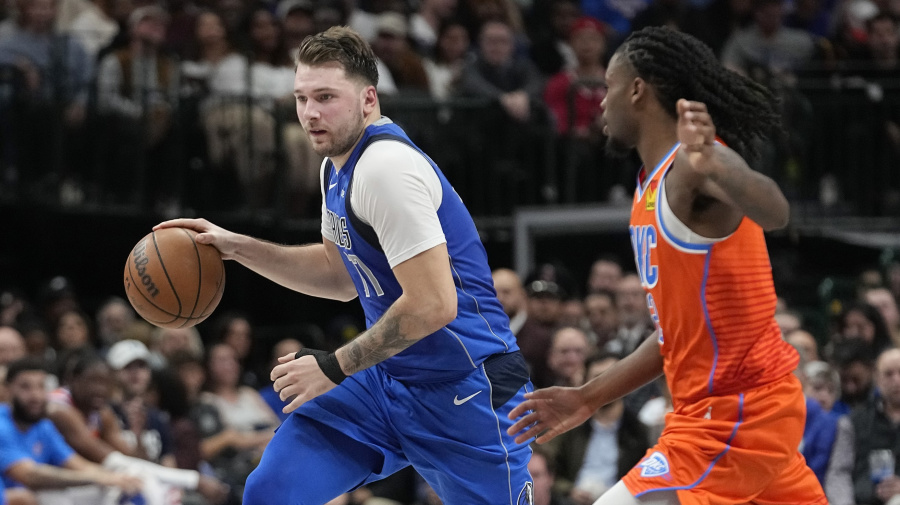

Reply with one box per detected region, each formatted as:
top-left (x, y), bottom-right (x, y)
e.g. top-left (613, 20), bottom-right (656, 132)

top-left (508, 27), bottom-right (827, 505)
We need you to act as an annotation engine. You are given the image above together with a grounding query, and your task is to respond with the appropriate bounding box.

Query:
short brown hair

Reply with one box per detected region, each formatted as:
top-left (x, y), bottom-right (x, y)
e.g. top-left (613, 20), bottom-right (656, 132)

top-left (295, 26), bottom-right (379, 87)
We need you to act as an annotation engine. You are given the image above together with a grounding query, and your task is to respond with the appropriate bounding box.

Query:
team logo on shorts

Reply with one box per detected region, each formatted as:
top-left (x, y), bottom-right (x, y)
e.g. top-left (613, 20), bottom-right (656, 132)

top-left (517, 481), bottom-right (534, 504)
top-left (638, 451), bottom-right (671, 478)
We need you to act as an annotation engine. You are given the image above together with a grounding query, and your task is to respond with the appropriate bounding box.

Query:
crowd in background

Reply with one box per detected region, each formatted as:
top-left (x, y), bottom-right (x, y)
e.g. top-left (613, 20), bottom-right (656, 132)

top-left (2, 252), bottom-right (900, 504)
top-left (2, 0), bottom-right (900, 503)
top-left (0, 0), bottom-right (898, 214)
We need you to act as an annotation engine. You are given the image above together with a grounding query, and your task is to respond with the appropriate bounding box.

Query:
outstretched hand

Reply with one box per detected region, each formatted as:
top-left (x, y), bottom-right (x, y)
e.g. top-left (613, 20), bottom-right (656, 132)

top-left (677, 99), bottom-right (717, 175)
top-left (153, 218), bottom-right (242, 260)
top-left (506, 386), bottom-right (595, 445)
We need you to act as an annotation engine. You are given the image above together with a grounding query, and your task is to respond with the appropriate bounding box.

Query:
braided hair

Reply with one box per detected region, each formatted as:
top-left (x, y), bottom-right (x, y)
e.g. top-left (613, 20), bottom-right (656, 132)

top-left (616, 27), bottom-right (781, 162)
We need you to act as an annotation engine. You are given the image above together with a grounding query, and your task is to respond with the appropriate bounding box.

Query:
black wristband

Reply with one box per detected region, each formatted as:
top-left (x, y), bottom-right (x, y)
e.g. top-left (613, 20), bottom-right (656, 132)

top-left (295, 349), bottom-right (347, 385)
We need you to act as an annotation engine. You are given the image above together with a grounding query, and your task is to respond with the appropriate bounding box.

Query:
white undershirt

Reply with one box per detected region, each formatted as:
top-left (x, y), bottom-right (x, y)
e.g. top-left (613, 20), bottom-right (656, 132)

top-left (321, 129), bottom-right (447, 268)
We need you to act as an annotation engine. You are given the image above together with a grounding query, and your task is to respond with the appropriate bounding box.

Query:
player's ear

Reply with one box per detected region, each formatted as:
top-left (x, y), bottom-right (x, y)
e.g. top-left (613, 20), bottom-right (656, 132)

top-left (631, 77), bottom-right (646, 105)
top-left (362, 85), bottom-right (378, 114)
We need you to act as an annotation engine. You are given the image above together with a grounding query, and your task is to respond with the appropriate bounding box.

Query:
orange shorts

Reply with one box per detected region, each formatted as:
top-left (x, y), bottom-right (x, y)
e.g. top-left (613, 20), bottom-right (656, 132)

top-left (622, 374), bottom-right (827, 505)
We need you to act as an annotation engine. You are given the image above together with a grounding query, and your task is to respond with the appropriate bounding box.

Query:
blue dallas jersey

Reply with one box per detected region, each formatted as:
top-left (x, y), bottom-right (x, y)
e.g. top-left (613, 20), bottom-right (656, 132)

top-left (323, 119), bottom-right (518, 381)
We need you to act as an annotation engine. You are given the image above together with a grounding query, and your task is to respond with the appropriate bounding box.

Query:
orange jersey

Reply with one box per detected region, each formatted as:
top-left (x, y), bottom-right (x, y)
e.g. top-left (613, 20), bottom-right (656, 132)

top-left (629, 143), bottom-right (798, 409)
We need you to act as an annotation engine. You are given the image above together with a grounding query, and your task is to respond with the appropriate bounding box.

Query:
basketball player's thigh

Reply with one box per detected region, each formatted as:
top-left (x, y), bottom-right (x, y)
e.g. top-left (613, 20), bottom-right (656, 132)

top-left (401, 354), bottom-right (533, 504)
top-left (594, 481), bottom-right (682, 505)
top-left (749, 453), bottom-right (827, 505)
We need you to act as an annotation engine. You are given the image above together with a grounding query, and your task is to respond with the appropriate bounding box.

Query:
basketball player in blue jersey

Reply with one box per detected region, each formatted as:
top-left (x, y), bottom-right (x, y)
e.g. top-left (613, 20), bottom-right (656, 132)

top-left (155, 26), bottom-right (534, 505)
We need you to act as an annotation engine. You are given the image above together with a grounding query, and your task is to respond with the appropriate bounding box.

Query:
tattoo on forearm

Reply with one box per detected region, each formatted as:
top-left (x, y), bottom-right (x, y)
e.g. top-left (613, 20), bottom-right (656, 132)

top-left (341, 311), bottom-right (423, 374)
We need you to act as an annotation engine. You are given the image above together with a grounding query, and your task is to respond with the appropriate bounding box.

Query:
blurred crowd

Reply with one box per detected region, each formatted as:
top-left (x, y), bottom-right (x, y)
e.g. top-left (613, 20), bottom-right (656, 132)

top-left (0, 0), bottom-right (898, 215)
top-left (3, 251), bottom-right (900, 504)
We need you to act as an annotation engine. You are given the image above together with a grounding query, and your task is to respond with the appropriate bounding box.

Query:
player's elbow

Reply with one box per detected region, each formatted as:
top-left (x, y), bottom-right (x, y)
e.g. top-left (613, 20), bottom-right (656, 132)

top-left (424, 290), bottom-right (457, 330)
top-left (761, 199), bottom-right (790, 231)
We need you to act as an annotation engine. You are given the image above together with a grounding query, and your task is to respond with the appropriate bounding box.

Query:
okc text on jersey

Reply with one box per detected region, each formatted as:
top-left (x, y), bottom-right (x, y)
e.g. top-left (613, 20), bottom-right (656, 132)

top-left (630, 224), bottom-right (658, 288)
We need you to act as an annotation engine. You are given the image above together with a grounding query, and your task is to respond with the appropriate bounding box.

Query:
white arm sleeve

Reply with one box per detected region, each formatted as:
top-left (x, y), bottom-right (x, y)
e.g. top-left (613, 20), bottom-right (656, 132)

top-left (350, 141), bottom-right (446, 268)
top-left (102, 451), bottom-right (200, 489)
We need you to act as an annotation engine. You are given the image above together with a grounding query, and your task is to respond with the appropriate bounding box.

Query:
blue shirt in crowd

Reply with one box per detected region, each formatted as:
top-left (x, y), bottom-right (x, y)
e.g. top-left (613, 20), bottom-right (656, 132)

top-left (0, 404), bottom-right (75, 488)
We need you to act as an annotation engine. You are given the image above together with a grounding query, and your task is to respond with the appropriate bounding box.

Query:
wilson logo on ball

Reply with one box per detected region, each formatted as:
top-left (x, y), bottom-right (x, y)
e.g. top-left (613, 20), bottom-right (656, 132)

top-left (131, 239), bottom-right (160, 297)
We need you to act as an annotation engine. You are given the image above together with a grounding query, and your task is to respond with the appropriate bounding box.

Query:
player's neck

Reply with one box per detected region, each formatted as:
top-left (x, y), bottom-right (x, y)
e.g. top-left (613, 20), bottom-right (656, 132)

top-left (636, 118), bottom-right (678, 175)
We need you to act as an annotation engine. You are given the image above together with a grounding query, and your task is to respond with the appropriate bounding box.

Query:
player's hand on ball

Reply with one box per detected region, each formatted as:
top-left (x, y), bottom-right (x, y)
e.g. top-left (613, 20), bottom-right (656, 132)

top-left (677, 99), bottom-right (717, 174)
top-left (153, 218), bottom-right (242, 260)
top-left (271, 352), bottom-right (339, 413)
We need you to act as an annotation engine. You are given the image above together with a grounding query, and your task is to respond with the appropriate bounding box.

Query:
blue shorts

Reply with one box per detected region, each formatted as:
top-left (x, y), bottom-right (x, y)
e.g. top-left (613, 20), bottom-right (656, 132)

top-left (243, 351), bottom-right (534, 505)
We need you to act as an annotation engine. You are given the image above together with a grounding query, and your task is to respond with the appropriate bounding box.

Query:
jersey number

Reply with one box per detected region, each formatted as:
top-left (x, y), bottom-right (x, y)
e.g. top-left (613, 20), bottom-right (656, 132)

top-left (345, 253), bottom-right (385, 298)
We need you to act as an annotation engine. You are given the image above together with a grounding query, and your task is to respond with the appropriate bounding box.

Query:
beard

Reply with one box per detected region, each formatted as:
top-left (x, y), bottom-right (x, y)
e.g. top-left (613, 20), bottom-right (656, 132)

top-left (604, 134), bottom-right (633, 158)
top-left (12, 397), bottom-right (45, 424)
top-left (310, 113), bottom-right (365, 158)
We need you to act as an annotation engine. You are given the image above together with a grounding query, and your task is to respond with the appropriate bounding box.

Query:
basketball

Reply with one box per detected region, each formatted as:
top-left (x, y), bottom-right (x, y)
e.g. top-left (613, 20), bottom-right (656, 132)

top-left (123, 227), bottom-right (225, 329)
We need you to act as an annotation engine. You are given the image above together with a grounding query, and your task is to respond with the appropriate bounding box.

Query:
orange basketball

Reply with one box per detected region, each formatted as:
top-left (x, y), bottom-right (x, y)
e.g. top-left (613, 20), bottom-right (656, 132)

top-left (123, 227), bottom-right (225, 329)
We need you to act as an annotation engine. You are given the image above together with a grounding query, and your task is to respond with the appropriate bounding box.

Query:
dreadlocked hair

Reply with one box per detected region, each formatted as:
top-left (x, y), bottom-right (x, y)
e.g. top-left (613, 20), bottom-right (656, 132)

top-left (617, 27), bottom-right (781, 162)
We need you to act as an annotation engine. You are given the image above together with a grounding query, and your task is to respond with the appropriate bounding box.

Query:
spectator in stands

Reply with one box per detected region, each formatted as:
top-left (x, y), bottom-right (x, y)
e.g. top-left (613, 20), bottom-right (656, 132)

top-left (784, 0), bottom-right (836, 37)
top-left (587, 256), bottom-right (623, 294)
top-left (530, 444), bottom-right (577, 505)
top-left (459, 19), bottom-right (544, 123)
top-left (0, 326), bottom-right (26, 403)
top-left (546, 327), bottom-right (592, 388)
top-left (46, 352), bottom-right (228, 504)
top-left (56, 0), bottom-right (119, 60)
top-left (1, 358), bottom-right (142, 505)
top-left (849, 347), bottom-right (900, 505)
top-left (518, 277), bottom-right (565, 388)
top-left (213, 312), bottom-right (259, 387)
top-left (606, 273), bottom-right (653, 356)
top-left (96, 4), bottom-right (178, 207)
top-left (17, 320), bottom-right (53, 362)
top-left (584, 290), bottom-right (618, 349)
top-left (787, 328), bottom-right (821, 362)
top-left (423, 19), bottom-right (470, 100)
top-left (837, 302), bottom-right (893, 355)
top-left (106, 340), bottom-right (176, 467)
top-left (545, 353), bottom-right (649, 504)
top-left (805, 360), bottom-right (842, 413)
top-left (54, 309), bottom-right (93, 354)
top-left (529, 0), bottom-right (580, 76)
top-left (637, 376), bottom-right (671, 444)
top-left (95, 297), bottom-right (135, 353)
top-left (37, 277), bottom-right (79, 334)
top-left (0, 289), bottom-right (29, 328)
top-left (151, 326), bottom-right (204, 367)
top-left (0, 0), bottom-right (92, 198)
top-left (458, 0), bottom-right (526, 39)
top-left (199, 343), bottom-right (276, 499)
top-left (371, 12), bottom-right (430, 94)
top-left (864, 286), bottom-right (900, 347)
top-left (832, 338), bottom-right (876, 411)
top-left (409, 0), bottom-right (458, 55)
top-left (544, 16), bottom-right (606, 138)
top-left (721, 0), bottom-right (815, 80)
top-left (775, 309), bottom-right (803, 337)
top-left (580, 0), bottom-right (652, 40)
top-left (258, 338), bottom-right (302, 421)
top-left (492, 268), bottom-right (529, 336)
top-left (0, 326), bottom-right (26, 368)
top-left (278, 0), bottom-right (316, 54)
